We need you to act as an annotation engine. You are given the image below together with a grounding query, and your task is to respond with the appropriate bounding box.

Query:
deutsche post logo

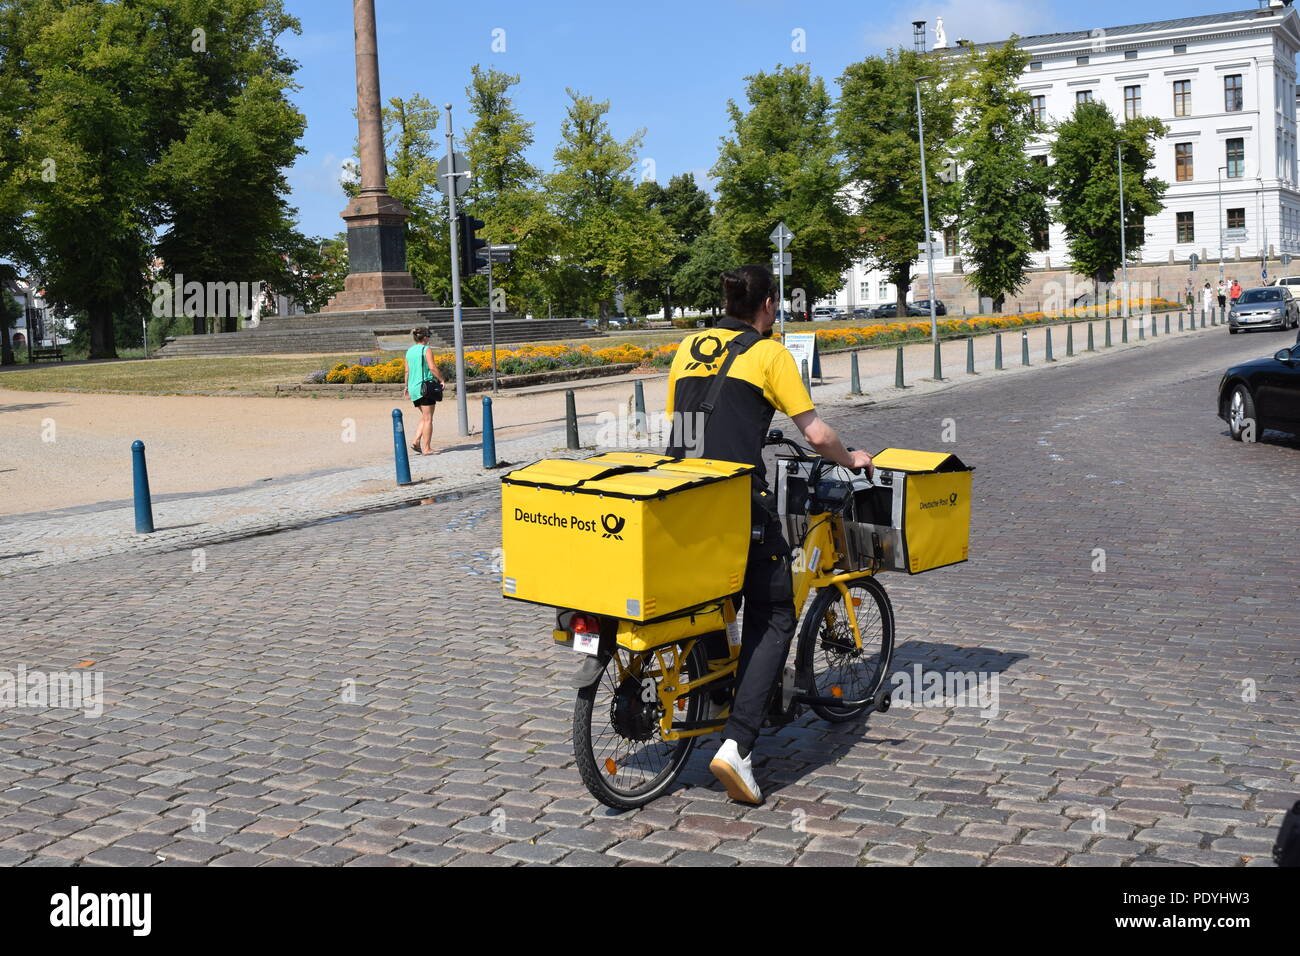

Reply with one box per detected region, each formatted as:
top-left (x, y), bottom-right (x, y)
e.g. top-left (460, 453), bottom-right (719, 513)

top-left (601, 514), bottom-right (625, 539)
top-left (685, 334), bottom-right (725, 370)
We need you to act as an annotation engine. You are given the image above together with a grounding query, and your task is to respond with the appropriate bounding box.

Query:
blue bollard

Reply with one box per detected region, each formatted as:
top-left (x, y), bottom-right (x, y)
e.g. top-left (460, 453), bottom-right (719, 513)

top-left (131, 440), bottom-right (154, 534)
top-left (482, 396), bottom-right (497, 469)
top-left (392, 409), bottom-right (412, 486)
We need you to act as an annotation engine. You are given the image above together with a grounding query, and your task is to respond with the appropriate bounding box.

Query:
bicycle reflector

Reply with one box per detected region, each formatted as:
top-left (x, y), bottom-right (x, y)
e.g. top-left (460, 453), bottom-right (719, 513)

top-left (571, 613), bottom-right (600, 635)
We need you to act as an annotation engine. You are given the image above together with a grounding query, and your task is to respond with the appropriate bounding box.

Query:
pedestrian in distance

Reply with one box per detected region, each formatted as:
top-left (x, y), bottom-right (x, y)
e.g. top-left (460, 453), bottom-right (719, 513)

top-left (403, 328), bottom-right (445, 456)
top-left (1230, 278), bottom-right (1243, 303)
top-left (1216, 279), bottom-right (1227, 311)
top-left (1201, 281), bottom-right (1215, 316)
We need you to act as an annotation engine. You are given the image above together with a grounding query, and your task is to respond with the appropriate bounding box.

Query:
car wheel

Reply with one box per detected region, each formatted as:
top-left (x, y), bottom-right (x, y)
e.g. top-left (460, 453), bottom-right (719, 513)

top-left (1227, 385), bottom-right (1256, 442)
top-left (1229, 327), bottom-right (1239, 334)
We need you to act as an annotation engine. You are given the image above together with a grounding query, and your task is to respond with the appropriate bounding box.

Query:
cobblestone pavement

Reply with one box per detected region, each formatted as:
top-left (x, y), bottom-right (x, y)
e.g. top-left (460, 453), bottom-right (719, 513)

top-left (1, 314), bottom-right (1220, 578)
top-left (1, 325), bottom-right (1296, 866)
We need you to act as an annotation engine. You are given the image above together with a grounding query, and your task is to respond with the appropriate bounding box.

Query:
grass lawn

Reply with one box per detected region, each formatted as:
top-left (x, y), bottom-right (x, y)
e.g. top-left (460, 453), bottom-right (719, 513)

top-left (0, 352), bottom-right (377, 396)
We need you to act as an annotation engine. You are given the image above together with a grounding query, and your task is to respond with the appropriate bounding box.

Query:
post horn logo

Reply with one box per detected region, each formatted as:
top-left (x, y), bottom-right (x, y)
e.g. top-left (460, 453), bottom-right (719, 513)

top-left (601, 514), bottom-right (625, 539)
top-left (685, 334), bottom-right (725, 370)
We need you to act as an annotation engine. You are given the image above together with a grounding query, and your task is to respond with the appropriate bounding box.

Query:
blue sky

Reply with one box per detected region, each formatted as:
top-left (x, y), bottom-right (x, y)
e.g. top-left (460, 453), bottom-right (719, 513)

top-left (282, 0), bottom-right (1249, 237)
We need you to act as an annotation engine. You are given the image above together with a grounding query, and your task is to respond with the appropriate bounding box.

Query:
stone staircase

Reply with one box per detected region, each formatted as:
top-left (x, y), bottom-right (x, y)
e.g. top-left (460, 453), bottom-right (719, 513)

top-left (154, 312), bottom-right (602, 358)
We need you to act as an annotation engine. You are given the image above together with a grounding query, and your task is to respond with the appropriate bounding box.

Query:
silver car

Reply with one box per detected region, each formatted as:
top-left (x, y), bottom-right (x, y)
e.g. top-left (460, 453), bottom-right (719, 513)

top-left (1228, 286), bottom-right (1300, 333)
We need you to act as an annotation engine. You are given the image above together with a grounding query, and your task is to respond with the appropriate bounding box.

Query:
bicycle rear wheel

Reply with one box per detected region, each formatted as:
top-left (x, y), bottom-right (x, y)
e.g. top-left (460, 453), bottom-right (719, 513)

top-left (794, 576), bottom-right (894, 722)
top-left (573, 640), bottom-right (708, 810)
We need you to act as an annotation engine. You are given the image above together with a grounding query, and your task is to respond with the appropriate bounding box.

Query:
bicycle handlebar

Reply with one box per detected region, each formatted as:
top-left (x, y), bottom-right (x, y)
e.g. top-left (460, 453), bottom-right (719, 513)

top-left (765, 429), bottom-right (867, 476)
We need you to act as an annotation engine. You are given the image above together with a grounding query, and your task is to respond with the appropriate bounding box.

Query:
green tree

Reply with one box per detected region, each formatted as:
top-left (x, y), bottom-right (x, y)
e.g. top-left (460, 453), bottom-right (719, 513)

top-left (275, 232), bottom-right (347, 315)
top-left (837, 49), bottom-right (958, 317)
top-left (673, 226), bottom-right (739, 318)
top-left (545, 89), bottom-right (671, 320)
top-left (149, 0), bottom-right (306, 333)
top-left (950, 39), bottom-right (1049, 312)
top-left (1050, 101), bottom-right (1167, 288)
top-left (713, 65), bottom-right (850, 318)
top-left (382, 94), bottom-right (448, 303)
top-left (464, 66), bottom-right (548, 316)
top-left (633, 173), bottom-right (712, 319)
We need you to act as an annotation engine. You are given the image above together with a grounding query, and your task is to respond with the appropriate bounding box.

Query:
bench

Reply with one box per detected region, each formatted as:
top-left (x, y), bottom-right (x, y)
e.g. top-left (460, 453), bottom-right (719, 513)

top-left (30, 346), bottom-right (64, 363)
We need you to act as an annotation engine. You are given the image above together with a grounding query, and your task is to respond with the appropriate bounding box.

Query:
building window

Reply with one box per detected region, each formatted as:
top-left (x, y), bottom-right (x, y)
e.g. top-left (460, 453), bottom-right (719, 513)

top-left (878, 280), bottom-right (889, 299)
top-left (859, 281), bottom-right (870, 300)
top-left (943, 227), bottom-right (959, 257)
top-left (1032, 223), bottom-right (1050, 252)
top-left (1173, 43), bottom-right (1187, 54)
top-left (1176, 211), bottom-right (1195, 243)
top-left (1173, 80), bottom-right (1191, 117)
top-left (1124, 85), bottom-right (1142, 119)
top-left (1175, 143), bottom-right (1193, 181)
top-left (1076, 55), bottom-right (1089, 66)
top-left (1124, 50), bottom-right (1138, 60)
top-left (1029, 61), bottom-right (1042, 71)
top-left (1030, 95), bottom-right (1046, 122)
top-left (1226, 138), bottom-right (1244, 178)
top-left (1227, 208), bottom-right (1245, 230)
top-left (1224, 74), bottom-right (1243, 112)
top-left (1076, 89), bottom-right (1093, 105)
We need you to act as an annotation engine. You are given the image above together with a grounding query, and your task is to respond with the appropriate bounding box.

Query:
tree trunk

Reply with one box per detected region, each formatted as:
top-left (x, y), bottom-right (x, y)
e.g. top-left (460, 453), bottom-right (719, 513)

top-left (0, 312), bottom-right (14, 366)
top-left (893, 265), bottom-right (911, 318)
top-left (661, 294), bottom-right (671, 321)
top-left (88, 304), bottom-right (117, 359)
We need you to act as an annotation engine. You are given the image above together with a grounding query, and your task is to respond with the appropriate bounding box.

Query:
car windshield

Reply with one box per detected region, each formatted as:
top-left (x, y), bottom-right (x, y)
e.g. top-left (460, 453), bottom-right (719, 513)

top-left (1238, 289), bottom-right (1283, 303)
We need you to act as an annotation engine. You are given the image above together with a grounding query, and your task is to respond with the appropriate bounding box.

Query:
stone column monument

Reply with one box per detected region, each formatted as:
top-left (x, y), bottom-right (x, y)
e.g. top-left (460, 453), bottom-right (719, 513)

top-left (321, 0), bottom-right (435, 312)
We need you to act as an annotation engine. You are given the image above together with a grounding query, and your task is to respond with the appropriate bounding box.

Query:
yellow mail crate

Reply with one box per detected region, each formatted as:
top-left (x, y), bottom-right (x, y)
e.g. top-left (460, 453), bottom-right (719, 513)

top-left (861, 448), bottom-right (972, 574)
top-left (500, 452), bottom-right (753, 621)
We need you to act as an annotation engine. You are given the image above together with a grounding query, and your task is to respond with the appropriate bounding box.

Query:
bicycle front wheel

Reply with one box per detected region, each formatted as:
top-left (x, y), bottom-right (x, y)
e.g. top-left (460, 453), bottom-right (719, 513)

top-left (794, 576), bottom-right (894, 722)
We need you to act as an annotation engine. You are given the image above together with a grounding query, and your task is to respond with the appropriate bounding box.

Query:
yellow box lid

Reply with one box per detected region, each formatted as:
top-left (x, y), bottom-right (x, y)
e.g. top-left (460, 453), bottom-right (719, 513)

top-left (586, 452), bottom-right (676, 468)
top-left (502, 454), bottom-right (752, 499)
top-left (872, 448), bottom-right (971, 473)
top-left (658, 458), bottom-right (753, 479)
top-left (501, 459), bottom-right (616, 489)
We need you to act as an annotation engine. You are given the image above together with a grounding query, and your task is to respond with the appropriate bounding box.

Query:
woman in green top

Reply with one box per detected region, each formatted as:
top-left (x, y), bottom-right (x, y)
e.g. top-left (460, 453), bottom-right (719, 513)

top-left (404, 328), bottom-right (445, 455)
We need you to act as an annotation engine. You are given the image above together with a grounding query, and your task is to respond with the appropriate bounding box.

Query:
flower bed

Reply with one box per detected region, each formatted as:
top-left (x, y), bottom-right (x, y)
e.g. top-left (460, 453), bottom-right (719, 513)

top-left (304, 299), bottom-right (1180, 385)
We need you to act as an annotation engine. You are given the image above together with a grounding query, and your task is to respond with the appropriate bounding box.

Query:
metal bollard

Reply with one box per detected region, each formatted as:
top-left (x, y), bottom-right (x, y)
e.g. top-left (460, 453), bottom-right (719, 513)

top-left (1151, 314), bottom-right (1158, 337)
top-left (932, 340), bottom-right (943, 381)
top-left (1123, 317), bottom-right (1130, 343)
top-left (565, 389), bottom-right (579, 450)
top-left (849, 351), bottom-right (861, 394)
top-left (1087, 322), bottom-right (1095, 352)
top-left (895, 345), bottom-right (905, 388)
top-left (1021, 329), bottom-right (1030, 366)
top-left (966, 336), bottom-right (975, 374)
top-left (1045, 327), bottom-right (1054, 362)
top-left (481, 396), bottom-right (497, 469)
top-left (392, 409), bottom-right (413, 486)
top-left (994, 333), bottom-right (1004, 370)
top-left (1066, 324), bottom-right (1074, 357)
top-left (1179, 312), bottom-right (1185, 332)
top-left (131, 440), bottom-right (154, 534)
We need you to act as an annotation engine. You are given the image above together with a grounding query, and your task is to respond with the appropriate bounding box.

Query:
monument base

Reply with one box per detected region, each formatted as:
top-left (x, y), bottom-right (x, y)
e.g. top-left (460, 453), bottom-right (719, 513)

top-left (320, 271), bottom-right (438, 312)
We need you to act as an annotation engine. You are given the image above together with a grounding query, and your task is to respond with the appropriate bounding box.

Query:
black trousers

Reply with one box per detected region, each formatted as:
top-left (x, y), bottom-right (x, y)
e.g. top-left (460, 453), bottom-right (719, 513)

top-left (722, 517), bottom-right (796, 752)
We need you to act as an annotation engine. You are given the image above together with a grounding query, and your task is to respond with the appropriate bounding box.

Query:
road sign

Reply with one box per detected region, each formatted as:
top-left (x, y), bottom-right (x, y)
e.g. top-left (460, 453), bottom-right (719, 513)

top-left (1222, 227), bottom-right (1247, 243)
top-left (1188, 253), bottom-right (1199, 271)
top-left (918, 241), bottom-right (941, 256)
top-left (770, 222), bottom-right (795, 246)
top-left (436, 152), bottom-right (470, 197)
top-left (1282, 253), bottom-right (1293, 267)
top-left (771, 251), bottom-right (791, 276)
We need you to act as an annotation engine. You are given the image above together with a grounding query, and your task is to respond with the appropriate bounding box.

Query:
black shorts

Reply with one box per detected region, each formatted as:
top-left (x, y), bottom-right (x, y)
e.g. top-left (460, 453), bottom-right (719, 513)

top-left (412, 395), bottom-right (437, 408)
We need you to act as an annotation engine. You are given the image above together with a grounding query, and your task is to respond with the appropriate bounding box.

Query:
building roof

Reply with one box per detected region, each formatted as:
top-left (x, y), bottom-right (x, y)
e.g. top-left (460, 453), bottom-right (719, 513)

top-left (959, 7), bottom-right (1292, 52)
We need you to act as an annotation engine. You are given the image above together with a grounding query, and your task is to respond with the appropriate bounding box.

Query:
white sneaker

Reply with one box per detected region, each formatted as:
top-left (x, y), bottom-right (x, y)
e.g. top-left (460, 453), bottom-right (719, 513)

top-left (710, 739), bottom-right (762, 805)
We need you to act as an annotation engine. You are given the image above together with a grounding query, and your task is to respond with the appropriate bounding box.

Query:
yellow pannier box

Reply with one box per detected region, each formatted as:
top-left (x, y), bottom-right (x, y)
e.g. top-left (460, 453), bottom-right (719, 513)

top-left (500, 451), bottom-right (753, 622)
top-left (859, 448), bottom-right (972, 574)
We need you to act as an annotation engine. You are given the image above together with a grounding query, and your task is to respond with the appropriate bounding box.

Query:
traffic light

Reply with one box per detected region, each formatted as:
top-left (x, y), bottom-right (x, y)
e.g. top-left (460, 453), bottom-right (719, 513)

top-left (459, 213), bottom-right (487, 276)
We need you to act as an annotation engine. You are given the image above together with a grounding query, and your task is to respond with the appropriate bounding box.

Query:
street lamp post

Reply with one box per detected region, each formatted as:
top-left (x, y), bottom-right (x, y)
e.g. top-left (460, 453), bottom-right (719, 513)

top-left (915, 77), bottom-right (939, 349)
top-left (1117, 143), bottom-right (1129, 319)
top-left (1218, 165), bottom-right (1227, 282)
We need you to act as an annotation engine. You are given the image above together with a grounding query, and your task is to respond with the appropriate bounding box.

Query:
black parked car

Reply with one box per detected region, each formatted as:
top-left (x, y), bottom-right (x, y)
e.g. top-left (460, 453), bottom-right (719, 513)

top-left (912, 299), bottom-right (947, 316)
top-left (1218, 340), bottom-right (1300, 440)
top-left (869, 303), bottom-right (928, 318)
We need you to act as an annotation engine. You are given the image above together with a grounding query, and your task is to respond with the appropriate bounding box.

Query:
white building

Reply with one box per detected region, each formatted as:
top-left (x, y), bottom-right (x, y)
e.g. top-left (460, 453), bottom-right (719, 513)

top-left (826, 2), bottom-right (1300, 314)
